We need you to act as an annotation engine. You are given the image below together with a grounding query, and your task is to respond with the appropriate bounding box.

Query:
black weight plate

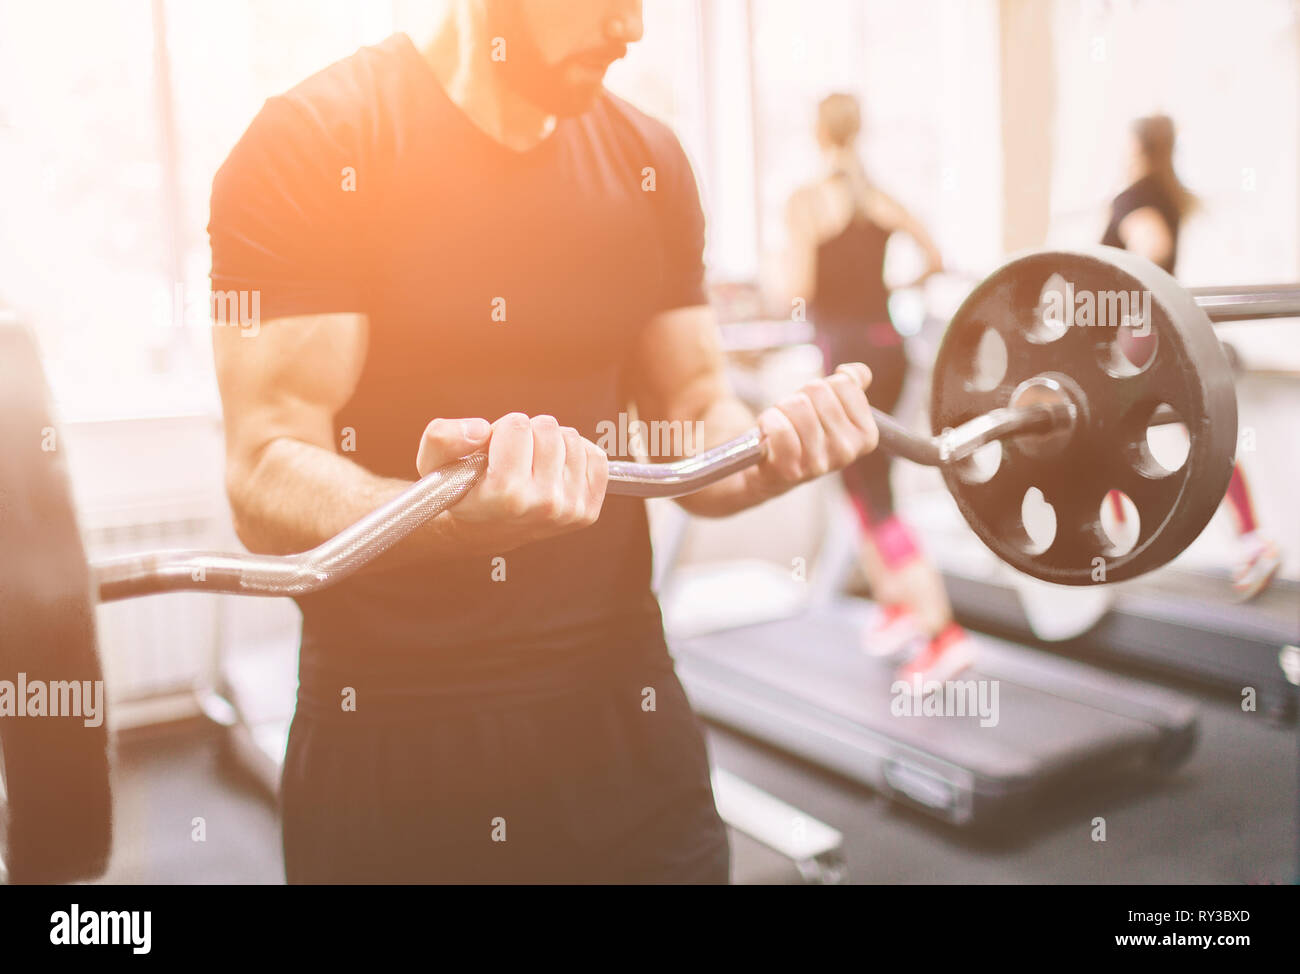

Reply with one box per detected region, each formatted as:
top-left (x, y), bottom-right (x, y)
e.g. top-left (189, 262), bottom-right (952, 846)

top-left (931, 247), bottom-right (1237, 585)
top-left (0, 316), bottom-right (112, 882)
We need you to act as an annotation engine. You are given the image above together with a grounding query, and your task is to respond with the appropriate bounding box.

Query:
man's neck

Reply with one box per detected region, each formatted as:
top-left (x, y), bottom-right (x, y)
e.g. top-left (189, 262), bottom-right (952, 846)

top-left (420, 6), bottom-right (557, 152)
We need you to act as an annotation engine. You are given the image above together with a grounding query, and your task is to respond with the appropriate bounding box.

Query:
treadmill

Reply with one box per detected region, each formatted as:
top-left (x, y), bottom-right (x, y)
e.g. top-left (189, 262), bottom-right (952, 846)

top-left (941, 566), bottom-right (1300, 721)
top-left (655, 500), bottom-right (1200, 830)
top-left (666, 584), bottom-right (1196, 829)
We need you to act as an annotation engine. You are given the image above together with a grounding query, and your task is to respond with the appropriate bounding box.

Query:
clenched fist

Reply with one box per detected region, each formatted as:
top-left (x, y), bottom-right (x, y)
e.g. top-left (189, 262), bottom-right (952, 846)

top-left (745, 362), bottom-right (879, 497)
top-left (416, 412), bottom-right (609, 552)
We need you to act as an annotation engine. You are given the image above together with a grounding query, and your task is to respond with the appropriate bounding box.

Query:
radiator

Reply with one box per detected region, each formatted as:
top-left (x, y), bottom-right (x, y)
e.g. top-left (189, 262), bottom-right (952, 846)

top-left (84, 510), bottom-right (223, 705)
top-left (63, 414), bottom-right (229, 711)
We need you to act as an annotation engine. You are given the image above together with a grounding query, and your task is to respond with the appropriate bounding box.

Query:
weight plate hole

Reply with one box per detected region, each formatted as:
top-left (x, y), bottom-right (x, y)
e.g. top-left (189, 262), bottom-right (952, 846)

top-left (1144, 404), bottom-right (1189, 476)
top-left (1126, 402), bottom-right (1189, 479)
top-left (1099, 490), bottom-right (1140, 557)
top-left (955, 441), bottom-right (1002, 484)
top-left (1019, 487), bottom-right (1057, 554)
top-left (1028, 274), bottom-right (1071, 344)
top-left (1097, 316), bottom-right (1158, 378)
top-left (967, 327), bottom-right (1007, 392)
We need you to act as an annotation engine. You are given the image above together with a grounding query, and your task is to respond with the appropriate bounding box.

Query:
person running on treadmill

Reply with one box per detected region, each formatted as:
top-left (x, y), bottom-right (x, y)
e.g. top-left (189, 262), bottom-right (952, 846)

top-left (784, 93), bottom-right (974, 683)
top-left (1101, 114), bottom-right (1281, 599)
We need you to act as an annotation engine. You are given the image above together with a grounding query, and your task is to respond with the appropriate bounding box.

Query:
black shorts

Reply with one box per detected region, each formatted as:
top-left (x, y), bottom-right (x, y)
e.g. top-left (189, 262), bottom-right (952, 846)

top-left (280, 626), bottom-right (730, 884)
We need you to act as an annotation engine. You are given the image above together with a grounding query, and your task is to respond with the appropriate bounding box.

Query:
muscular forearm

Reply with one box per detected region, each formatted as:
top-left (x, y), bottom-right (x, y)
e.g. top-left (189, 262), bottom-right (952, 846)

top-left (670, 394), bottom-right (774, 518)
top-left (226, 437), bottom-right (467, 570)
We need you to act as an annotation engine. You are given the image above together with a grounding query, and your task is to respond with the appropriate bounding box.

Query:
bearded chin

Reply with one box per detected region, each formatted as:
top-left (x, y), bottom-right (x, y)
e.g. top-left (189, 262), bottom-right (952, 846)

top-left (498, 54), bottom-right (603, 117)
top-left (485, 0), bottom-right (602, 116)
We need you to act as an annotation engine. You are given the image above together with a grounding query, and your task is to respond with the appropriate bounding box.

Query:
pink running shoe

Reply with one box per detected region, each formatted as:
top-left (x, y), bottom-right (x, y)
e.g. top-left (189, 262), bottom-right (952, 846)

top-left (1233, 533), bottom-right (1282, 601)
top-left (896, 623), bottom-right (977, 690)
top-left (861, 604), bottom-right (927, 662)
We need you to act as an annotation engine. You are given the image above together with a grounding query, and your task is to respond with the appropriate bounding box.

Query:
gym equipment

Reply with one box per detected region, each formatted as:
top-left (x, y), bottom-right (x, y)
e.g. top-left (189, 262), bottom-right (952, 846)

top-left (669, 596), bottom-right (1198, 827)
top-left (709, 768), bottom-right (847, 884)
top-left (941, 567), bottom-right (1300, 721)
top-left (0, 322), bottom-right (113, 885)
top-left (932, 248), bottom-right (1238, 584)
top-left (93, 247), bottom-right (1252, 600)
top-left (1009, 573), bottom-right (1115, 641)
top-left (1187, 283), bottom-right (1300, 320)
top-left (0, 247), bottom-right (1287, 881)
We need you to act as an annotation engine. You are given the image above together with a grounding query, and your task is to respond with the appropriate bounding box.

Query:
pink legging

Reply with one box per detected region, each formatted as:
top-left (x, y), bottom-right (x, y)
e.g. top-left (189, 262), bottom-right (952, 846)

top-left (1107, 463), bottom-right (1256, 535)
top-left (848, 494), bottom-right (923, 570)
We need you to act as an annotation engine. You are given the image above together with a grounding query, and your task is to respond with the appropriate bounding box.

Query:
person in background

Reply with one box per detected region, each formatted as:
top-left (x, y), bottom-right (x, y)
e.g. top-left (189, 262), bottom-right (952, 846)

top-left (1101, 114), bottom-right (1281, 599)
top-left (784, 92), bottom-right (974, 683)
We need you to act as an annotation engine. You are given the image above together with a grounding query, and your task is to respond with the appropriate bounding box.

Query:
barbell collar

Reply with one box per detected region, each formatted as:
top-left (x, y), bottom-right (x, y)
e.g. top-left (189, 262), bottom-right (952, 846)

top-left (934, 402), bottom-right (1074, 465)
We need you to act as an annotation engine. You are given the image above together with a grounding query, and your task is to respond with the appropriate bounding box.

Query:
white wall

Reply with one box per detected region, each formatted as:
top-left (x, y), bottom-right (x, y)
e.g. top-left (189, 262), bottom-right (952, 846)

top-left (1048, 0), bottom-right (1300, 285)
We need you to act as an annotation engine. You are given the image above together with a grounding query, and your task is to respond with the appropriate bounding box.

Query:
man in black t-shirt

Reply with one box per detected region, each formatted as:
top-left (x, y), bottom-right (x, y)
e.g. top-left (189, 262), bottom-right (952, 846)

top-left (210, 0), bottom-right (880, 883)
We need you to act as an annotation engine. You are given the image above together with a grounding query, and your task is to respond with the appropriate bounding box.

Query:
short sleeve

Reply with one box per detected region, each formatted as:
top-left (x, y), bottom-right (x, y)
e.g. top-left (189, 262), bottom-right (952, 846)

top-left (649, 135), bottom-right (708, 313)
top-left (208, 95), bottom-right (371, 320)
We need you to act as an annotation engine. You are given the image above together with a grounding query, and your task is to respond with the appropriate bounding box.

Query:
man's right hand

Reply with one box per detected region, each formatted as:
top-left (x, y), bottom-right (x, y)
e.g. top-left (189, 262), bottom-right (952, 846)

top-left (416, 412), bottom-right (610, 552)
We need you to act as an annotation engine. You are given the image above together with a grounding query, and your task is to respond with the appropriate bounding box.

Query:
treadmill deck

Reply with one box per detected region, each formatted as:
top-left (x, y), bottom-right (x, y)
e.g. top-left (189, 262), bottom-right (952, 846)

top-left (671, 598), bottom-right (1198, 826)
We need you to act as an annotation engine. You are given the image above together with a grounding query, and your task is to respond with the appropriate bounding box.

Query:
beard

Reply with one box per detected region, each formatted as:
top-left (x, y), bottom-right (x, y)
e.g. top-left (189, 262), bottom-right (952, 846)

top-left (484, 0), bottom-right (625, 116)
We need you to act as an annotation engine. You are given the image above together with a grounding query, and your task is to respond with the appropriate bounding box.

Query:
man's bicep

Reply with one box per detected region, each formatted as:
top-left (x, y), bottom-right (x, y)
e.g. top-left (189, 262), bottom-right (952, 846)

top-left (629, 305), bottom-right (732, 423)
top-left (214, 312), bottom-right (368, 467)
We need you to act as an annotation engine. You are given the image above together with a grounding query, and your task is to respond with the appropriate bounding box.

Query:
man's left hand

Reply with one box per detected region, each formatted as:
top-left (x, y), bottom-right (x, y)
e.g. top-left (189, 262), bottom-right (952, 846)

top-left (745, 362), bottom-right (879, 499)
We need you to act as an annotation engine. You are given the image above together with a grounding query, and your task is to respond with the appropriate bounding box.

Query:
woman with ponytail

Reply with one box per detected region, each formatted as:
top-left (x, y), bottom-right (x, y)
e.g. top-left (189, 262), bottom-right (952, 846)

top-left (1101, 114), bottom-right (1193, 272)
top-left (784, 92), bottom-right (975, 684)
top-left (1102, 115), bottom-right (1280, 599)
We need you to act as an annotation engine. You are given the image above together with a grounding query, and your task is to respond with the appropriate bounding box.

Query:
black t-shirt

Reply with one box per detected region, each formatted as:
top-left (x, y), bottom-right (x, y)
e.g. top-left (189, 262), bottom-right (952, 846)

top-left (208, 34), bottom-right (708, 682)
top-left (1101, 173), bottom-right (1180, 273)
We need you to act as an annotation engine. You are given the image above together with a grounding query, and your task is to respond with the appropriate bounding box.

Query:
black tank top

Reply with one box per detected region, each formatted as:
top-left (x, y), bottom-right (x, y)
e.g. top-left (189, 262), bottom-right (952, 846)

top-left (810, 188), bottom-right (892, 329)
top-left (1101, 173), bottom-right (1180, 273)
